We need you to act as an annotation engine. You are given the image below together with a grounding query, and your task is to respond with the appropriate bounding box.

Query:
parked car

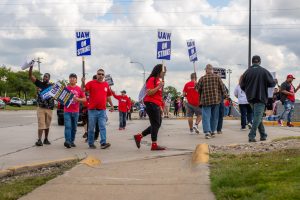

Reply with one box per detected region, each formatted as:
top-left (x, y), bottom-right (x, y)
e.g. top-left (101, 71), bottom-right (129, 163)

top-left (10, 97), bottom-right (22, 107)
top-left (56, 102), bottom-right (84, 126)
top-left (21, 99), bottom-right (26, 105)
top-left (31, 99), bottom-right (37, 105)
top-left (26, 100), bottom-right (33, 105)
top-left (0, 99), bottom-right (5, 109)
top-left (0, 97), bottom-right (10, 104)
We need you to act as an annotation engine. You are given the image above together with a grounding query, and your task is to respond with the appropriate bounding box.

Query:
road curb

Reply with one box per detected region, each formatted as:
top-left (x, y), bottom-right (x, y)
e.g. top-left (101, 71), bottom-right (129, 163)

top-left (0, 157), bottom-right (81, 178)
top-left (192, 144), bottom-right (209, 164)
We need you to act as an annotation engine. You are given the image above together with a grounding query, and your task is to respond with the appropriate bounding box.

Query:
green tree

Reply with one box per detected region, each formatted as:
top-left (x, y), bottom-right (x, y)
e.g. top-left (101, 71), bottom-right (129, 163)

top-left (164, 86), bottom-right (181, 100)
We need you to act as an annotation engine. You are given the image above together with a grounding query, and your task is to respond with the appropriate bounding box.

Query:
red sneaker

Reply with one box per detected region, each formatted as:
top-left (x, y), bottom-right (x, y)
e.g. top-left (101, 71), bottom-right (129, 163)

top-left (134, 134), bottom-right (142, 149)
top-left (287, 122), bottom-right (294, 127)
top-left (119, 128), bottom-right (122, 130)
top-left (151, 143), bottom-right (166, 151)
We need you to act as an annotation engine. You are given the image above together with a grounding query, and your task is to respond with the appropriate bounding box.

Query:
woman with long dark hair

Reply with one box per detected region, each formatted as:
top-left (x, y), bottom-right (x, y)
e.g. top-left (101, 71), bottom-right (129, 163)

top-left (134, 64), bottom-right (166, 150)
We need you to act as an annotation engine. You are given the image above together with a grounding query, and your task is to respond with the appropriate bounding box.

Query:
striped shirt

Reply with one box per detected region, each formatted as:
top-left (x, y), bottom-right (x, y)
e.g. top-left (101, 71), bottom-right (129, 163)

top-left (196, 73), bottom-right (227, 106)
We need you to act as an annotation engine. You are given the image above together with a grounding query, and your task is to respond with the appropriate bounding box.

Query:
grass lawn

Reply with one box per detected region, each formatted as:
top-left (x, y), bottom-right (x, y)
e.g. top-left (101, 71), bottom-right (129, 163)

top-left (1, 105), bottom-right (37, 111)
top-left (210, 149), bottom-right (300, 200)
top-left (0, 161), bottom-right (77, 200)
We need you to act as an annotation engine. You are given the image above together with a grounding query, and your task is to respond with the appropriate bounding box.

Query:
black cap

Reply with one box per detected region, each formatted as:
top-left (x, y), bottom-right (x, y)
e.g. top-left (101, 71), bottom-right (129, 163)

top-left (252, 55), bottom-right (261, 64)
top-left (44, 73), bottom-right (50, 78)
top-left (121, 90), bottom-right (126, 94)
top-left (69, 73), bottom-right (77, 79)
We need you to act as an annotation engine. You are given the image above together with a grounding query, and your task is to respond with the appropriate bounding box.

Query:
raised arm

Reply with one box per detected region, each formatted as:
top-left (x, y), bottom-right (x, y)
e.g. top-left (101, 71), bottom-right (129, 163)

top-left (29, 66), bottom-right (37, 83)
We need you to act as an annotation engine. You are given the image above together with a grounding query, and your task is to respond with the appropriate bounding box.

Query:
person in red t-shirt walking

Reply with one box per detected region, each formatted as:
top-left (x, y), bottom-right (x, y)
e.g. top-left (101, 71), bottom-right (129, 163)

top-left (64, 73), bottom-right (86, 148)
top-left (278, 74), bottom-right (300, 127)
top-left (183, 73), bottom-right (202, 134)
top-left (112, 90), bottom-right (130, 130)
top-left (83, 69), bottom-right (114, 149)
top-left (134, 64), bottom-right (166, 151)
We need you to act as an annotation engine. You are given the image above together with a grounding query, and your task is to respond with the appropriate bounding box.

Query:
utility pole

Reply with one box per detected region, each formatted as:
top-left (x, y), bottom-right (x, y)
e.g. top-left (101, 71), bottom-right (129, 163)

top-left (227, 69), bottom-right (232, 97)
top-left (35, 57), bottom-right (43, 74)
top-left (248, 0), bottom-right (252, 67)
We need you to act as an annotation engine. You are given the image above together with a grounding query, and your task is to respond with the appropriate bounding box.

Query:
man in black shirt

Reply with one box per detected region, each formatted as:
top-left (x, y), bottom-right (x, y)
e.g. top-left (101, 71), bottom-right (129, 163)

top-left (29, 66), bottom-right (54, 146)
top-left (241, 55), bottom-right (276, 142)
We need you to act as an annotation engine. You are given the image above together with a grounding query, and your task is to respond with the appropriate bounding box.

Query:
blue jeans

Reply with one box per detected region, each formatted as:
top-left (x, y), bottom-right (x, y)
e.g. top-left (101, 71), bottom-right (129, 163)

top-left (279, 100), bottom-right (294, 123)
top-left (88, 110), bottom-right (107, 145)
top-left (239, 104), bottom-right (253, 128)
top-left (202, 104), bottom-right (220, 134)
top-left (119, 112), bottom-right (127, 128)
top-left (217, 99), bottom-right (224, 132)
top-left (64, 112), bottom-right (79, 144)
top-left (224, 106), bottom-right (229, 116)
top-left (249, 103), bottom-right (267, 140)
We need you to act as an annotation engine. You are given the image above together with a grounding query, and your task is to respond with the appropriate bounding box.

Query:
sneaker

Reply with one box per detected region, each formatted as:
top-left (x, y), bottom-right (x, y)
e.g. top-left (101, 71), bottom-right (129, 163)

top-left (151, 143), bottom-right (166, 151)
top-left (193, 125), bottom-right (200, 134)
top-left (101, 143), bottom-right (111, 149)
top-left (119, 128), bottom-right (123, 130)
top-left (241, 128), bottom-right (247, 131)
top-left (82, 132), bottom-right (87, 138)
top-left (205, 134), bottom-right (211, 139)
top-left (71, 143), bottom-right (76, 147)
top-left (89, 144), bottom-right (97, 149)
top-left (43, 138), bottom-right (51, 145)
top-left (217, 131), bottom-right (222, 134)
top-left (35, 139), bottom-right (43, 146)
top-left (248, 138), bottom-right (257, 143)
top-left (64, 142), bottom-right (71, 148)
top-left (189, 129), bottom-right (194, 134)
top-left (260, 138), bottom-right (267, 141)
top-left (247, 124), bottom-right (252, 129)
top-left (278, 119), bottom-right (283, 126)
top-left (287, 122), bottom-right (294, 127)
top-left (134, 134), bottom-right (142, 149)
top-left (210, 132), bottom-right (216, 137)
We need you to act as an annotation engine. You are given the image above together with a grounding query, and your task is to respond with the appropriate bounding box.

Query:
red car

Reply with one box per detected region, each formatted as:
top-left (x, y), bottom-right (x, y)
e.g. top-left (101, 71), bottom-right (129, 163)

top-left (0, 97), bottom-right (10, 104)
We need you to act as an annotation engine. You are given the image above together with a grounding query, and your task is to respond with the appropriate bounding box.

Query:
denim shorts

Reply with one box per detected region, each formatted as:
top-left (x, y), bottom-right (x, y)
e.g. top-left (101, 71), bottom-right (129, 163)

top-left (186, 103), bottom-right (201, 117)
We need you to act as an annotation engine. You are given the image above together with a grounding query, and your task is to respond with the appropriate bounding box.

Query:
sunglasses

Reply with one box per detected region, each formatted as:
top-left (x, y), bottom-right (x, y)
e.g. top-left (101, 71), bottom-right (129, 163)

top-left (97, 73), bottom-right (105, 76)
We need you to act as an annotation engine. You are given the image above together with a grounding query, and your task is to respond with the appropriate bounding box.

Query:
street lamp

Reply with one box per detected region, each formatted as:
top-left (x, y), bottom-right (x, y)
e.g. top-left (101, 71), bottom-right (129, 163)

top-left (226, 69), bottom-right (232, 97)
top-left (130, 61), bottom-right (146, 83)
top-left (248, 0), bottom-right (252, 67)
top-left (34, 57), bottom-right (43, 74)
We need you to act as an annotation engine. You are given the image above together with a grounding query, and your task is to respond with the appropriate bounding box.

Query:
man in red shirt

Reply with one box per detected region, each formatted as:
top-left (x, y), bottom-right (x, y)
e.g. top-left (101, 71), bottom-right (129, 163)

top-left (112, 90), bottom-right (130, 130)
top-left (83, 69), bottom-right (114, 149)
top-left (64, 73), bottom-right (86, 148)
top-left (183, 73), bottom-right (202, 134)
top-left (278, 74), bottom-right (300, 127)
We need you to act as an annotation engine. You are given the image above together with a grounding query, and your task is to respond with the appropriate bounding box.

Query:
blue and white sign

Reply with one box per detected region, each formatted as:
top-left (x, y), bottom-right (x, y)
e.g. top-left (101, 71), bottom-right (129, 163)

top-left (157, 29), bottom-right (171, 60)
top-left (76, 30), bottom-right (91, 56)
top-left (187, 39), bottom-right (198, 62)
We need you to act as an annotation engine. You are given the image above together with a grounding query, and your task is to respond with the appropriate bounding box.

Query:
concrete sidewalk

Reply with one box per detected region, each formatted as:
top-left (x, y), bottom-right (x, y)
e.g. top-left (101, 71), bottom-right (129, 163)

top-left (1, 111), bottom-right (300, 199)
top-left (20, 154), bottom-right (214, 200)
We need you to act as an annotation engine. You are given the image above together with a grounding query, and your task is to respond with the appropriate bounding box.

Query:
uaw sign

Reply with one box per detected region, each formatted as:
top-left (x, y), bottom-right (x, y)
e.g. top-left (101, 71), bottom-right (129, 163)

top-left (187, 39), bottom-right (198, 62)
top-left (157, 29), bottom-right (171, 60)
top-left (213, 67), bottom-right (226, 79)
top-left (76, 30), bottom-right (91, 56)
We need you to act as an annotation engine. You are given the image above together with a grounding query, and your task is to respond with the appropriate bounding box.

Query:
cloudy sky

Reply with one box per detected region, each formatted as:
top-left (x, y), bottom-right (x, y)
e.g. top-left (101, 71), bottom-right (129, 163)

top-left (1, 0), bottom-right (300, 100)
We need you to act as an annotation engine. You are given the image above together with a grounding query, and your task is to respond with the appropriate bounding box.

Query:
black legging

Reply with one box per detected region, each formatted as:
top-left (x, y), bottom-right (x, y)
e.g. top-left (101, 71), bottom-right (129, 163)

top-left (142, 102), bottom-right (162, 142)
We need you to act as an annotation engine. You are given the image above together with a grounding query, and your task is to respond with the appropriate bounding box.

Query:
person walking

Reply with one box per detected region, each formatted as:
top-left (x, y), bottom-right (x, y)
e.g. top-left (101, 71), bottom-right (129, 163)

top-left (277, 74), bottom-right (300, 127)
top-left (127, 97), bottom-right (133, 121)
top-left (216, 83), bottom-right (228, 134)
top-left (196, 64), bottom-right (227, 139)
top-left (234, 76), bottom-right (253, 131)
top-left (240, 55), bottom-right (276, 142)
top-left (174, 97), bottom-right (179, 117)
top-left (63, 73), bottom-right (86, 148)
top-left (29, 66), bottom-right (54, 146)
top-left (83, 69), bottom-right (114, 149)
top-left (134, 64), bottom-right (166, 151)
top-left (163, 95), bottom-right (171, 118)
top-left (183, 72), bottom-right (202, 134)
top-left (112, 90), bottom-right (130, 130)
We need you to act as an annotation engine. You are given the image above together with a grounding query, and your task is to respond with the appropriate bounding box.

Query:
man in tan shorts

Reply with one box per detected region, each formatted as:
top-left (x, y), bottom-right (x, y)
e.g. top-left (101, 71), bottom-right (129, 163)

top-left (29, 66), bottom-right (55, 146)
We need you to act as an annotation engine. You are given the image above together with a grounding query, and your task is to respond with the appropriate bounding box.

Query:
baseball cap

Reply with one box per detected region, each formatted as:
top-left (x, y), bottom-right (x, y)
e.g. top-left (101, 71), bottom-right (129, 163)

top-left (121, 90), bottom-right (126, 94)
top-left (252, 55), bottom-right (261, 64)
top-left (69, 73), bottom-right (77, 79)
top-left (287, 74), bottom-right (295, 79)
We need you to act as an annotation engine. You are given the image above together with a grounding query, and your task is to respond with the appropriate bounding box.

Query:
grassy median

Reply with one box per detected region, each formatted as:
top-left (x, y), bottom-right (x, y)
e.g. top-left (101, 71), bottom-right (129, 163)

top-left (210, 149), bottom-right (300, 200)
top-left (0, 161), bottom-right (78, 200)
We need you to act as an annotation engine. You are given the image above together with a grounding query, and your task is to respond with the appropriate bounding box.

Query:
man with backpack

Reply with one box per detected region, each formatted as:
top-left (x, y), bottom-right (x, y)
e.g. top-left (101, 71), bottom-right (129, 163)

top-left (278, 74), bottom-right (300, 127)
